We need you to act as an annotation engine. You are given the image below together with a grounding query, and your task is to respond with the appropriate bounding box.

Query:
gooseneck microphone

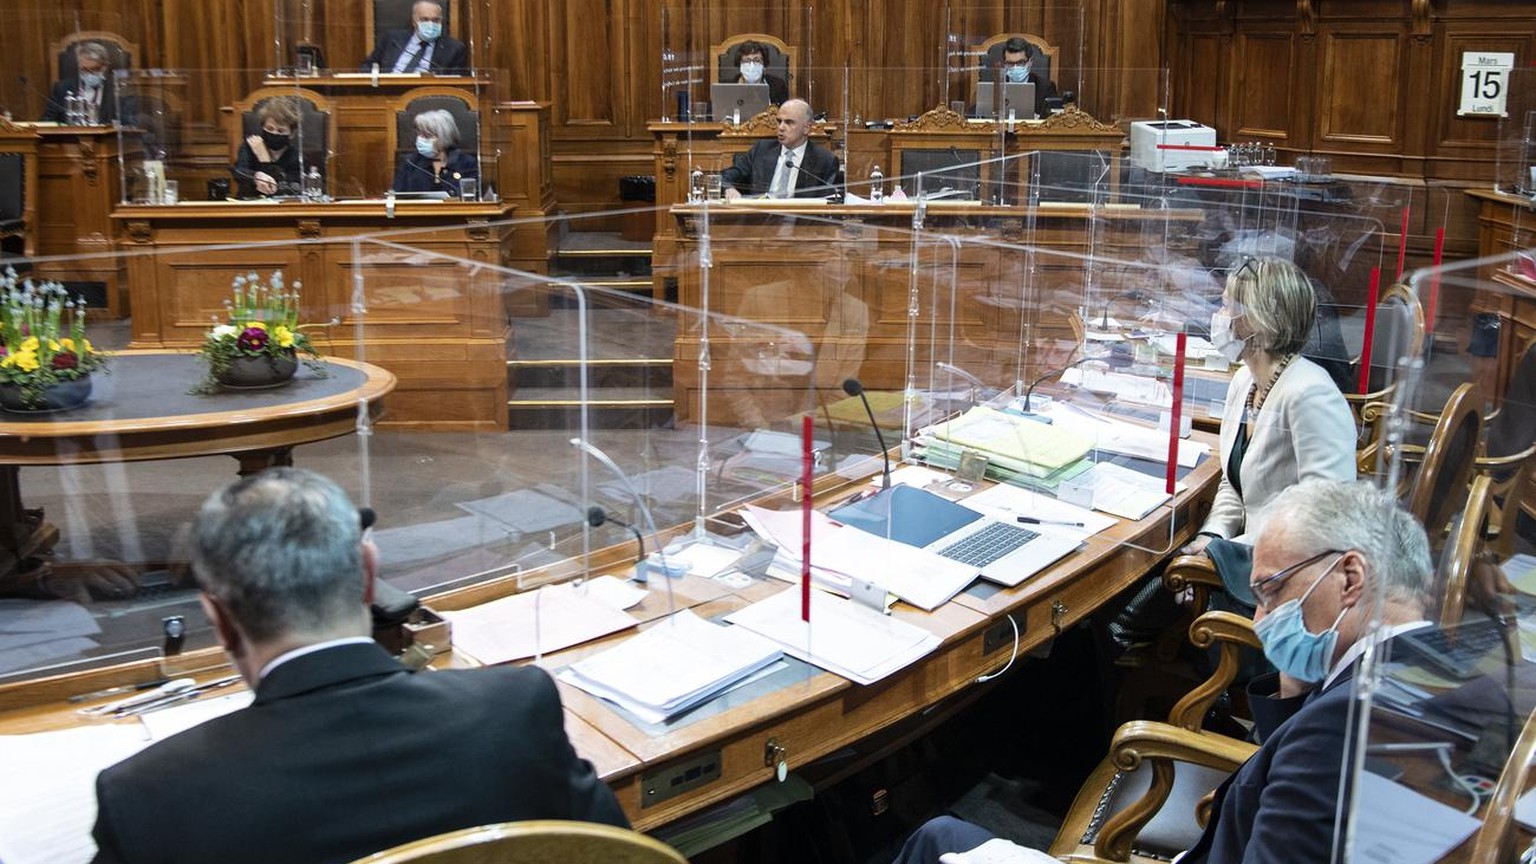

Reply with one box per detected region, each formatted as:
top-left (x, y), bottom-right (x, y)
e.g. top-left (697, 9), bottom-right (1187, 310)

top-left (571, 438), bottom-right (675, 614)
top-left (842, 378), bottom-right (891, 489)
top-left (1022, 355), bottom-right (1100, 414)
top-left (783, 159), bottom-right (842, 202)
top-left (586, 506), bottom-right (645, 564)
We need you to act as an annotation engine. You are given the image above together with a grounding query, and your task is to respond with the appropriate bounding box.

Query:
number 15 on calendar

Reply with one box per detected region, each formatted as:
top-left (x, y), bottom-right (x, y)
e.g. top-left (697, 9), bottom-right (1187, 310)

top-left (1458, 52), bottom-right (1514, 118)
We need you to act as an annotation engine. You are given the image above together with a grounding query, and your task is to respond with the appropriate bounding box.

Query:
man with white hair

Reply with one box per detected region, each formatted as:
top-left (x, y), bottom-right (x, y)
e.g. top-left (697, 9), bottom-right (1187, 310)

top-left (721, 98), bottom-right (841, 200)
top-left (43, 41), bottom-right (120, 124)
top-left (894, 479), bottom-right (1434, 864)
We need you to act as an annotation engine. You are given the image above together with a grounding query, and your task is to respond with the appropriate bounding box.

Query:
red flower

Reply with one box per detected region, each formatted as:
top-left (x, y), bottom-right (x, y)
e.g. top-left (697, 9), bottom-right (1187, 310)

top-left (236, 326), bottom-right (269, 351)
top-left (51, 351), bottom-right (79, 371)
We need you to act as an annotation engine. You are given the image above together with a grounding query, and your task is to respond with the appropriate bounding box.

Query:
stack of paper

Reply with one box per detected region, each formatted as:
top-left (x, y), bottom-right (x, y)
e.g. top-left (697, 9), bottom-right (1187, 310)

top-left (917, 406), bottom-right (1093, 479)
top-left (741, 504), bottom-right (977, 611)
top-left (725, 588), bottom-right (941, 685)
top-left (559, 610), bottom-right (783, 723)
top-left (441, 581), bottom-right (640, 665)
top-left (1040, 402), bottom-right (1207, 468)
top-left (0, 725), bottom-right (150, 864)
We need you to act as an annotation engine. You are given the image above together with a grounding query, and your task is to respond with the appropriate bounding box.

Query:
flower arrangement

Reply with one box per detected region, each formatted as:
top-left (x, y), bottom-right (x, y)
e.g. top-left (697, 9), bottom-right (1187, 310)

top-left (193, 270), bottom-right (324, 393)
top-left (0, 269), bottom-right (109, 409)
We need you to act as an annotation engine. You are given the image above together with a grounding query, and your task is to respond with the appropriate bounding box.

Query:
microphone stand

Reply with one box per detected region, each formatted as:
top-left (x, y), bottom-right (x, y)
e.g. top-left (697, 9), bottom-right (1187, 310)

top-left (570, 438), bottom-right (676, 617)
top-left (841, 378), bottom-right (891, 489)
top-left (1021, 354), bottom-right (1100, 415)
top-left (935, 361), bottom-right (994, 409)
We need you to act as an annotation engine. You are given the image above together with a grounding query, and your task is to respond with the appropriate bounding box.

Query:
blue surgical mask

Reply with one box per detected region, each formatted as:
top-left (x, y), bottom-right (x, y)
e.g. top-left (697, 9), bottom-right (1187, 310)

top-left (1005, 65), bottom-right (1029, 84)
top-left (740, 61), bottom-right (765, 84)
top-left (1254, 556), bottom-right (1349, 683)
top-left (415, 136), bottom-right (437, 158)
top-left (417, 20), bottom-right (442, 42)
top-left (79, 71), bottom-right (105, 89)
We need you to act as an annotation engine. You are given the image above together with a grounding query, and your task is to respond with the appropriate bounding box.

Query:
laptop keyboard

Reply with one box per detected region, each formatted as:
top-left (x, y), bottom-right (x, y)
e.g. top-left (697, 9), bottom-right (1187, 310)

top-left (938, 522), bottom-right (1039, 567)
top-left (1396, 621), bottom-right (1508, 679)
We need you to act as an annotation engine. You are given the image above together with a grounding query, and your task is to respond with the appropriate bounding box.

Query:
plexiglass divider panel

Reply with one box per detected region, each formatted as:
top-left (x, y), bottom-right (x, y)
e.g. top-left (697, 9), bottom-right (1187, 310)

top-left (1497, 68), bottom-right (1536, 198)
top-left (0, 9), bottom-right (128, 124)
top-left (1332, 249), bottom-right (1536, 864)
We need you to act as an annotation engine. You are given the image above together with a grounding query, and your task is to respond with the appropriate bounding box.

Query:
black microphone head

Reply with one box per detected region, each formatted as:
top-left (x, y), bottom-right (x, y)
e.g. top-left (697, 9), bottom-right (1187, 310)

top-left (586, 506), bottom-right (606, 528)
top-left (841, 378), bottom-right (863, 397)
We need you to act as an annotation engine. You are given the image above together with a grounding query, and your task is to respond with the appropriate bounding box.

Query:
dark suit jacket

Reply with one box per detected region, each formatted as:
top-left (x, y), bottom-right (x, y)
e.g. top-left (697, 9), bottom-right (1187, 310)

top-left (361, 30), bottom-right (469, 75)
top-left (42, 77), bottom-right (119, 124)
top-left (720, 138), bottom-right (841, 198)
top-left (1180, 668), bottom-right (1361, 864)
top-left (91, 642), bottom-right (625, 864)
top-left (392, 149), bottom-right (479, 194)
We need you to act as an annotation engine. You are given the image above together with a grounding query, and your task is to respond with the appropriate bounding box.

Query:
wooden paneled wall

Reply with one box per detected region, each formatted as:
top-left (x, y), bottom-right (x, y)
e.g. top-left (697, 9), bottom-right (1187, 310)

top-left (4, 0), bottom-right (1530, 240)
top-left (1, 0), bottom-right (1166, 231)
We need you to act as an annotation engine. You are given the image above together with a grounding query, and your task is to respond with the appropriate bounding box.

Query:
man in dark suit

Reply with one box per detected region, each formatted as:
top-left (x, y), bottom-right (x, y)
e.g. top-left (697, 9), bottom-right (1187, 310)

top-left (42, 41), bottom-right (119, 125)
top-left (978, 36), bottom-right (1059, 119)
top-left (361, 0), bottom-right (469, 75)
top-left (90, 468), bottom-right (625, 864)
top-left (892, 479), bottom-right (1435, 864)
top-left (721, 98), bottom-right (841, 200)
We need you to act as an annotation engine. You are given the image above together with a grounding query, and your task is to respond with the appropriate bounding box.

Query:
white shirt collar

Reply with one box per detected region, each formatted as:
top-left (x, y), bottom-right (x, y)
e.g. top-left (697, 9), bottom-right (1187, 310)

top-left (258, 636), bottom-right (376, 682)
top-left (782, 141), bottom-right (808, 162)
top-left (1323, 619), bottom-right (1432, 690)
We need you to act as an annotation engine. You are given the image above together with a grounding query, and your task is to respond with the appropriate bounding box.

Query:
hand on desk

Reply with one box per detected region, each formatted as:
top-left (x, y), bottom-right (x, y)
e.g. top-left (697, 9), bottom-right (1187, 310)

top-left (724, 187), bottom-right (741, 202)
top-left (39, 560), bottom-right (142, 603)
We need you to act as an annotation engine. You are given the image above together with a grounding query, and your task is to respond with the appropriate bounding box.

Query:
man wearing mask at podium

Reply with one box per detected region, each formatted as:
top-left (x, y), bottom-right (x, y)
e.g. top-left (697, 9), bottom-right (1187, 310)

top-left (993, 36), bottom-right (1058, 119)
top-left (731, 40), bottom-right (789, 106)
top-left (362, 0), bottom-right (469, 76)
top-left (43, 41), bottom-right (119, 125)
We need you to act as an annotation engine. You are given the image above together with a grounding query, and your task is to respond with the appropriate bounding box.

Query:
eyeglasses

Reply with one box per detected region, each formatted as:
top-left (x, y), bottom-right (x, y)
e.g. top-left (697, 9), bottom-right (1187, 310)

top-left (1249, 548), bottom-right (1344, 611)
top-left (1231, 257), bottom-right (1260, 282)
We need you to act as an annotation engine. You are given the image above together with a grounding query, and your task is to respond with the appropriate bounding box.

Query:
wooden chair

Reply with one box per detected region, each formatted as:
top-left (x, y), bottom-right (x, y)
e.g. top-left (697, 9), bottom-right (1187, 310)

top-left (1347, 282), bottom-right (1425, 476)
top-left (1469, 704), bottom-right (1536, 863)
top-left (969, 33), bottom-right (1059, 92)
top-left (224, 87), bottom-right (336, 192)
top-left (1401, 382), bottom-right (1484, 551)
top-left (1432, 472), bottom-right (1493, 629)
top-left (1479, 335), bottom-right (1536, 559)
top-left (0, 120), bottom-right (39, 259)
top-left (1052, 611), bottom-right (1260, 863)
top-left (49, 31), bottom-right (138, 82)
top-left (349, 820), bottom-right (688, 864)
top-left (710, 33), bottom-right (797, 89)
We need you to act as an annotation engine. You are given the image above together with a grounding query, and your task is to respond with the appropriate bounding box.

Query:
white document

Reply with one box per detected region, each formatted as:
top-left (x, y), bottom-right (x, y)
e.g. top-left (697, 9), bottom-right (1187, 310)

top-left (0, 725), bottom-right (150, 864)
top-left (1041, 402), bottom-right (1207, 468)
top-left (1060, 462), bottom-right (1176, 521)
top-left (1061, 367), bottom-right (1171, 407)
top-left (725, 588), bottom-right (941, 685)
top-left (1351, 772), bottom-right (1479, 864)
top-left (441, 582), bottom-right (639, 665)
top-left (958, 483), bottom-right (1117, 540)
top-left (742, 505), bottom-right (977, 611)
top-left (1504, 553), bottom-right (1536, 595)
top-left (577, 574), bottom-right (648, 610)
top-left (561, 609), bottom-right (783, 723)
top-left (138, 691), bottom-right (254, 741)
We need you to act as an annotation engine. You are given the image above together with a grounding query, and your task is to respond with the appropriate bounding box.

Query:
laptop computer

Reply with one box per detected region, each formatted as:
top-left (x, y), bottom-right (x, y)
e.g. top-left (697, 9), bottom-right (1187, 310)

top-left (975, 81), bottom-right (1037, 120)
top-left (828, 484), bottom-right (1079, 587)
top-left (711, 83), bottom-right (772, 123)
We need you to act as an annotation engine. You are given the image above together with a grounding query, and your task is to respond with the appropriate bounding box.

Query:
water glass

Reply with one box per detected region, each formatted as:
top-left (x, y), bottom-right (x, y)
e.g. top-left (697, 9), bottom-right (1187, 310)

top-left (458, 177), bottom-right (479, 202)
top-left (705, 174), bottom-right (723, 201)
top-left (162, 180), bottom-right (179, 205)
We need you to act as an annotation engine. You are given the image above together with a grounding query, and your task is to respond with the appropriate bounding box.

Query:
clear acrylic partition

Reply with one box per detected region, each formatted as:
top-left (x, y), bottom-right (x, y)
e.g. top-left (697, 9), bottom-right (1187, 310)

top-left (1496, 68), bottom-right (1536, 197)
top-left (1336, 250), bottom-right (1536, 863)
top-left (0, 238), bottom-right (373, 684)
top-left (113, 67), bottom-right (503, 204)
top-left (944, 4), bottom-right (1086, 119)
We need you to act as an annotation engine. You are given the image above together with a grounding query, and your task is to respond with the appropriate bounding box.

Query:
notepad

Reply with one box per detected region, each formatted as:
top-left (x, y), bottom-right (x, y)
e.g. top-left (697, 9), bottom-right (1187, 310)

top-left (922, 406), bottom-right (1093, 476)
top-left (442, 582), bottom-right (640, 665)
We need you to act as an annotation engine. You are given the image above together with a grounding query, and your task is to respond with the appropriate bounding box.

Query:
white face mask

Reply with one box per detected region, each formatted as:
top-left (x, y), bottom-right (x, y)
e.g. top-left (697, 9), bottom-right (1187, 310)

top-left (1210, 309), bottom-right (1246, 363)
top-left (740, 60), bottom-right (765, 84)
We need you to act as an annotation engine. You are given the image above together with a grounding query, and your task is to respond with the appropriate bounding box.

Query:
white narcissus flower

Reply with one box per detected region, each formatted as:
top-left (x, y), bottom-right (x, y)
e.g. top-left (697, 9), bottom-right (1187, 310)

top-left (212, 324), bottom-right (238, 340)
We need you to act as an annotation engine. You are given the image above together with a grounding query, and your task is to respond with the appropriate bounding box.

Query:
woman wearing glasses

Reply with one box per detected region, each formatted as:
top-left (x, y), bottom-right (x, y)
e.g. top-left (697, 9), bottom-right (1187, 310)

top-left (1183, 256), bottom-right (1357, 603)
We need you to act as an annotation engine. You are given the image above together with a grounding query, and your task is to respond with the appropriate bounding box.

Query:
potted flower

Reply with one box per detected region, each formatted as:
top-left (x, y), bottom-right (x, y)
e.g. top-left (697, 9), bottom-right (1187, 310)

top-left (193, 270), bottom-right (324, 393)
top-left (0, 270), bottom-right (109, 412)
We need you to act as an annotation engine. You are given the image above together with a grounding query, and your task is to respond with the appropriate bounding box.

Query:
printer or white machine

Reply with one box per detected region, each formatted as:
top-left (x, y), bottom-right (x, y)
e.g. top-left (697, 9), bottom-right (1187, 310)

top-left (1129, 120), bottom-right (1219, 172)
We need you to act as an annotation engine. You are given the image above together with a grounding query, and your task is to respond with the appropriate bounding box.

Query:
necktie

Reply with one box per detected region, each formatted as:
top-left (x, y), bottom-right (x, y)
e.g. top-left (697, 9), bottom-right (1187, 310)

top-left (397, 40), bottom-right (426, 73)
top-left (772, 152), bottom-right (794, 199)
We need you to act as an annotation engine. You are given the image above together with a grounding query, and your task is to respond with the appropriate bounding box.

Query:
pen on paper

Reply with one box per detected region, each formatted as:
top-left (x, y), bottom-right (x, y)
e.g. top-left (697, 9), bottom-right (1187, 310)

top-left (80, 678), bottom-right (197, 716)
top-left (1016, 516), bottom-right (1085, 527)
top-left (68, 678), bottom-right (172, 704)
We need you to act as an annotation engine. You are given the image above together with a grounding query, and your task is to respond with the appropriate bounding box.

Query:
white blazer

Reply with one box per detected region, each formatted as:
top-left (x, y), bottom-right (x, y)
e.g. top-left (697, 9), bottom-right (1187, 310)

top-left (1201, 356), bottom-right (1356, 545)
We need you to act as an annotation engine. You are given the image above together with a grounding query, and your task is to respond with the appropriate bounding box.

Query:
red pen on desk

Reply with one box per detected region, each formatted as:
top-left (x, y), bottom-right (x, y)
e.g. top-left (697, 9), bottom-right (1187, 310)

top-left (800, 415), bottom-right (813, 623)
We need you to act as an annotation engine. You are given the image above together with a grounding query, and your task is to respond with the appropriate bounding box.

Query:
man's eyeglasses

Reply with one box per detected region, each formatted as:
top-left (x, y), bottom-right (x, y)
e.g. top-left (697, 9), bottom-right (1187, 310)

top-left (1249, 548), bottom-right (1344, 611)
